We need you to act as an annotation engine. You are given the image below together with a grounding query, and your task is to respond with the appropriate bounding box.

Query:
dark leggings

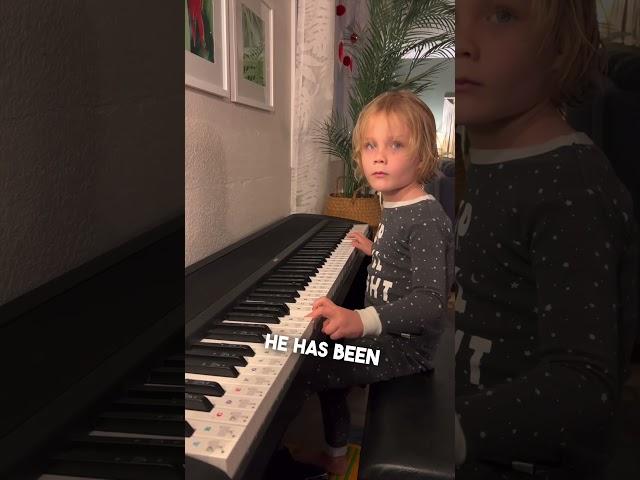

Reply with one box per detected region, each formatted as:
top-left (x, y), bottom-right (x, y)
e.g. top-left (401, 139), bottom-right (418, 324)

top-left (298, 335), bottom-right (426, 449)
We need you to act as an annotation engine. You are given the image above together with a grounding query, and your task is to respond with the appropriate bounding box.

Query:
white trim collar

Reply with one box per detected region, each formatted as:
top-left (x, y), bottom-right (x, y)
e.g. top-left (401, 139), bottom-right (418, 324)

top-left (383, 193), bottom-right (435, 208)
top-left (470, 132), bottom-right (593, 165)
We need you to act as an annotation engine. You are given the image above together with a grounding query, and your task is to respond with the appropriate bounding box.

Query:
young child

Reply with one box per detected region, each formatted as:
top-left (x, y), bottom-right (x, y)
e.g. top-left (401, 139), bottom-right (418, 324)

top-left (455, 1), bottom-right (637, 478)
top-left (291, 90), bottom-right (454, 475)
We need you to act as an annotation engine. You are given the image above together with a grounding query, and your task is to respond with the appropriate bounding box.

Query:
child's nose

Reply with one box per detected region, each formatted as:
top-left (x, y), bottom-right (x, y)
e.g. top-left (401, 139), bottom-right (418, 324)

top-left (455, 12), bottom-right (479, 61)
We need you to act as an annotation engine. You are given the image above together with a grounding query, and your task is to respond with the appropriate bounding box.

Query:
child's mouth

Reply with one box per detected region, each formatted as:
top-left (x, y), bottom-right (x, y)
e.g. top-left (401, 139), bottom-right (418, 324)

top-left (455, 78), bottom-right (482, 91)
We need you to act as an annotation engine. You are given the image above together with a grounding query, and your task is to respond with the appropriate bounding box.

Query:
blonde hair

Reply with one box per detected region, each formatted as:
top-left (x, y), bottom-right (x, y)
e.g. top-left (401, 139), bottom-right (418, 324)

top-left (352, 90), bottom-right (439, 186)
top-left (531, 0), bottom-right (604, 107)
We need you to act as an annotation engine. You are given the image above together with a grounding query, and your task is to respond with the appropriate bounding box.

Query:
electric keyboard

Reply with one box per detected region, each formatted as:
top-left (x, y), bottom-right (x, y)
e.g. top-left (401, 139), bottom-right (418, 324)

top-left (184, 215), bottom-right (369, 479)
top-left (1, 214), bottom-right (369, 480)
top-left (0, 218), bottom-right (185, 480)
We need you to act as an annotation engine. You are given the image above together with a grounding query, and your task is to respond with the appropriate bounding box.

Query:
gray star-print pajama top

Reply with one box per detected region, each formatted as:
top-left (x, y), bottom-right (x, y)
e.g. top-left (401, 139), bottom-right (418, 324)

top-left (300, 195), bottom-right (454, 450)
top-left (455, 139), bottom-right (638, 479)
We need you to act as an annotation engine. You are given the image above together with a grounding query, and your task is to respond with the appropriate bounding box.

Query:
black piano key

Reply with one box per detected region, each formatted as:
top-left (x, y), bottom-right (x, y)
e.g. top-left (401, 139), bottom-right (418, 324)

top-left (185, 421), bottom-right (195, 437)
top-left (114, 396), bottom-right (183, 411)
top-left (204, 329), bottom-right (265, 344)
top-left (147, 367), bottom-right (183, 385)
top-left (185, 349), bottom-right (247, 366)
top-left (288, 259), bottom-right (325, 266)
top-left (184, 358), bottom-right (239, 377)
top-left (190, 341), bottom-right (255, 357)
top-left (284, 260), bottom-right (322, 267)
top-left (263, 282), bottom-right (307, 290)
top-left (276, 267), bottom-right (317, 273)
top-left (290, 253), bottom-right (326, 259)
top-left (248, 292), bottom-right (296, 303)
top-left (297, 249), bottom-right (332, 255)
top-left (263, 277), bottom-right (308, 285)
top-left (127, 384), bottom-right (184, 398)
top-left (213, 323), bottom-right (271, 335)
top-left (225, 311), bottom-right (281, 324)
top-left (278, 263), bottom-right (320, 268)
top-left (231, 304), bottom-right (288, 315)
top-left (253, 286), bottom-right (301, 296)
top-left (52, 449), bottom-right (181, 465)
top-left (164, 355), bottom-right (185, 368)
top-left (95, 411), bottom-right (183, 437)
top-left (185, 393), bottom-right (213, 412)
top-left (260, 280), bottom-right (307, 288)
top-left (185, 379), bottom-right (225, 397)
top-left (265, 274), bottom-right (310, 283)
top-left (69, 433), bottom-right (184, 450)
top-left (238, 299), bottom-right (292, 312)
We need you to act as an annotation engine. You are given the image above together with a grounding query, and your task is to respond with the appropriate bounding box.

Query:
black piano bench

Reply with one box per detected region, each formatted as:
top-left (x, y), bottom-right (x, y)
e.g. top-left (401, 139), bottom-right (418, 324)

top-left (359, 326), bottom-right (454, 480)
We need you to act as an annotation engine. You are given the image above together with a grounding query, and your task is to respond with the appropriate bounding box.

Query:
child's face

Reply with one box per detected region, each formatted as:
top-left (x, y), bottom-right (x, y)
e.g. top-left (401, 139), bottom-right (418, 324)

top-left (455, 0), bottom-right (559, 126)
top-left (361, 112), bottom-right (421, 198)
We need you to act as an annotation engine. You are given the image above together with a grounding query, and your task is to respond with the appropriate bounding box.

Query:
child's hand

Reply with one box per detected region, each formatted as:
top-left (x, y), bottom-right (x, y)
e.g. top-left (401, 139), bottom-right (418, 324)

top-left (347, 231), bottom-right (373, 256)
top-left (305, 296), bottom-right (364, 340)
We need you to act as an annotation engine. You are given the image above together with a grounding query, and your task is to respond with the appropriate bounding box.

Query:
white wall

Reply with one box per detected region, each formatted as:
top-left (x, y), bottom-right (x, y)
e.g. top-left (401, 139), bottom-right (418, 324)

top-left (185, 0), bottom-right (293, 267)
top-left (0, 1), bottom-right (183, 306)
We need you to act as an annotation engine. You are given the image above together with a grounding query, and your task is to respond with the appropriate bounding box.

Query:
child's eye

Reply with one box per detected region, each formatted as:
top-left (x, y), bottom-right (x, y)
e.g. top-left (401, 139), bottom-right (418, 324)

top-left (365, 142), bottom-right (375, 150)
top-left (488, 8), bottom-right (516, 24)
top-left (391, 141), bottom-right (403, 150)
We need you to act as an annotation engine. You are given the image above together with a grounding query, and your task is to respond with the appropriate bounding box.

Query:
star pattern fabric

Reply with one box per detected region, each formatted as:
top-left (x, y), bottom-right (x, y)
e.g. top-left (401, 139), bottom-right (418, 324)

top-left (455, 140), bottom-right (638, 478)
top-left (364, 195), bottom-right (454, 368)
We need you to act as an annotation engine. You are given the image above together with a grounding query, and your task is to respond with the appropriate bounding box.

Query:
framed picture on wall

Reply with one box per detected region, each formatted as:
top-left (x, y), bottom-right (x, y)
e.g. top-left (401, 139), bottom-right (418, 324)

top-left (185, 0), bottom-right (230, 98)
top-left (229, 0), bottom-right (274, 111)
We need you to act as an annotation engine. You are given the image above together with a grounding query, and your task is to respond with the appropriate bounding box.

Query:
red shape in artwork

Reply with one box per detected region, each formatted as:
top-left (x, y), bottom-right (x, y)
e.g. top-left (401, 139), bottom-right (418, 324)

top-left (338, 41), bottom-right (344, 61)
top-left (336, 4), bottom-right (346, 16)
top-left (187, 0), bottom-right (205, 45)
top-left (343, 55), bottom-right (353, 71)
top-left (350, 32), bottom-right (358, 43)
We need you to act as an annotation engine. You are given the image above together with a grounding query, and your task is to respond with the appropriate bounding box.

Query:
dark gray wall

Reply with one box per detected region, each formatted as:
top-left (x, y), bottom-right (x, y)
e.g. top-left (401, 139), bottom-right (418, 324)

top-left (0, 1), bottom-right (184, 305)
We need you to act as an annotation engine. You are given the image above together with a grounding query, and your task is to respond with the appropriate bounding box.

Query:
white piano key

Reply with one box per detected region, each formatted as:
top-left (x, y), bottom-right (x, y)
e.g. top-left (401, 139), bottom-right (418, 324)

top-left (187, 419), bottom-right (243, 440)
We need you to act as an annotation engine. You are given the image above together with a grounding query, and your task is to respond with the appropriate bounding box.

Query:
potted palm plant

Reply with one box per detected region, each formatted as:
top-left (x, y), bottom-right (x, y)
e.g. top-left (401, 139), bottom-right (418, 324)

top-left (317, 0), bottom-right (454, 228)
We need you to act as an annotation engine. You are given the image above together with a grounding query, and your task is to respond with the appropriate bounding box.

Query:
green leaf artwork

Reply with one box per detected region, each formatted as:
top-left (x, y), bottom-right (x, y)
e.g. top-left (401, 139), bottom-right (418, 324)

top-left (242, 4), bottom-right (266, 86)
top-left (186, 0), bottom-right (215, 63)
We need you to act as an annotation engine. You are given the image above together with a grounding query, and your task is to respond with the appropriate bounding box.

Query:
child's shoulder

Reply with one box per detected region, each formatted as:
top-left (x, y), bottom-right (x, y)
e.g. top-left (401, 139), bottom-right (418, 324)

top-left (518, 142), bottom-right (624, 194)
top-left (389, 196), bottom-right (452, 235)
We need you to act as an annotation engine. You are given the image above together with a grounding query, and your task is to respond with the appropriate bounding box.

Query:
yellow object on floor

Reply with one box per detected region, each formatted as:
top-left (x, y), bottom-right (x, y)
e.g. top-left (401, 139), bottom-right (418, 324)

top-left (329, 444), bottom-right (361, 480)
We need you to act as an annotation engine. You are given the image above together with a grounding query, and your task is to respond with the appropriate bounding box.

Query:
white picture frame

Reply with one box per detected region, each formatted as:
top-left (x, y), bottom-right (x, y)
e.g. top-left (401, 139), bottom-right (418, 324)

top-left (185, 0), bottom-right (230, 98)
top-left (229, 0), bottom-right (274, 111)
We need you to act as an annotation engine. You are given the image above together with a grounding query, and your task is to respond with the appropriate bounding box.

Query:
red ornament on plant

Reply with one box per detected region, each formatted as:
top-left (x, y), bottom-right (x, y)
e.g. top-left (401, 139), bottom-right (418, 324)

top-left (343, 55), bottom-right (352, 71)
top-left (336, 4), bottom-right (346, 16)
top-left (350, 32), bottom-right (358, 43)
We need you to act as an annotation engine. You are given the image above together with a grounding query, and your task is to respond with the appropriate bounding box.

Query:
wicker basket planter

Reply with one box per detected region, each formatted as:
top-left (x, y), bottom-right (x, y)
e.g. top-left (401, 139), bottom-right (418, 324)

top-left (323, 193), bottom-right (381, 230)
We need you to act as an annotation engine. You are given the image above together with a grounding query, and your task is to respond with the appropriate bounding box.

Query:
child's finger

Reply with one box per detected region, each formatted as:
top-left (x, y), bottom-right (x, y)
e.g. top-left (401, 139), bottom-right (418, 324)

top-left (329, 329), bottom-right (344, 340)
top-left (322, 318), bottom-right (340, 336)
top-left (312, 296), bottom-right (330, 309)
top-left (305, 305), bottom-right (324, 318)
